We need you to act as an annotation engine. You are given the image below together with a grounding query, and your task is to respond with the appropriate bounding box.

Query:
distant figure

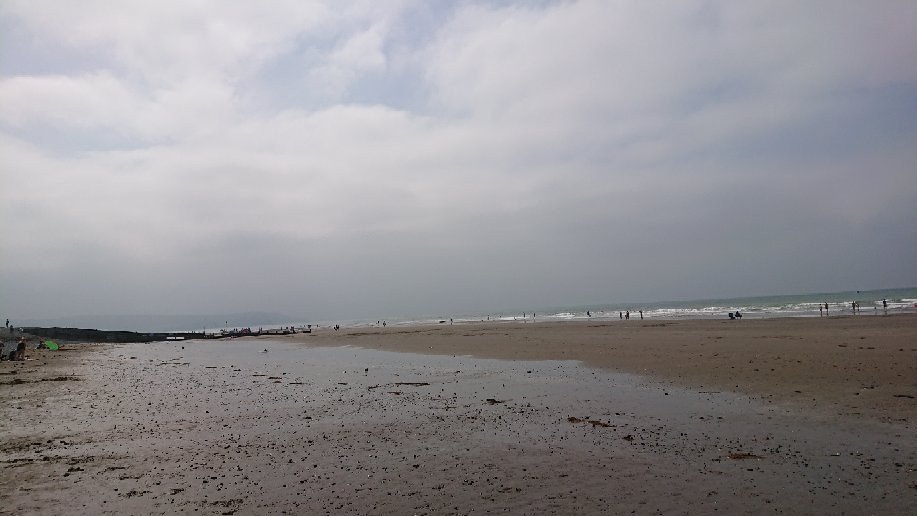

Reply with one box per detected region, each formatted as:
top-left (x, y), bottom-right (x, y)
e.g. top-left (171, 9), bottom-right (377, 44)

top-left (450, 318), bottom-right (453, 325)
top-left (619, 312), bottom-right (623, 319)
top-left (819, 305), bottom-right (823, 317)
top-left (14, 338), bottom-right (26, 361)
top-left (586, 310), bottom-right (591, 317)
top-left (735, 310), bottom-right (742, 319)
top-left (625, 311), bottom-right (630, 320)
top-left (728, 312), bottom-right (735, 320)
top-left (824, 302), bottom-right (829, 316)
top-left (882, 299), bottom-right (888, 313)
top-left (639, 310), bottom-right (643, 320)
top-left (383, 321), bottom-right (387, 327)
top-left (851, 301), bottom-right (856, 314)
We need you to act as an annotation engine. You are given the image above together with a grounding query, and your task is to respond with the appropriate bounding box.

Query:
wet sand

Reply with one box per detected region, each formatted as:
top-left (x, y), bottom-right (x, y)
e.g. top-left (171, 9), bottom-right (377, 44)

top-left (302, 315), bottom-right (917, 423)
top-left (1, 315), bottom-right (915, 514)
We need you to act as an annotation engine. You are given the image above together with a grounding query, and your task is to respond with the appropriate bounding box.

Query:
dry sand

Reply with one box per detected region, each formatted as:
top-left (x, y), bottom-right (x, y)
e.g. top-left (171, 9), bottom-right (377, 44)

top-left (1, 315), bottom-right (915, 514)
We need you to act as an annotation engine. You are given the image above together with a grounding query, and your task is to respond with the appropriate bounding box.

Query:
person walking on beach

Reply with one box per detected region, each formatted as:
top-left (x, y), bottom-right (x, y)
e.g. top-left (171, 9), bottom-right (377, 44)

top-left (883, 298), bottom-right (888, 314)
top-left (639, 310), bottom-right (643, 320)
top-left (819, 305), bottom-right (823, 317)
top-left (625, 310), bottom-right (630, 320)
top-left (824, 302), bottom-right (829, 316)
top-left (619, 312), bottom-right (623, 319)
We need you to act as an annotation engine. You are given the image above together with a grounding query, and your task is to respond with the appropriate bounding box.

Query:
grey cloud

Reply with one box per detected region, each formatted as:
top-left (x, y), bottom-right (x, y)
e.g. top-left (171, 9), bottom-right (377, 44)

top-left (1, 1), bottom-right (915, 322)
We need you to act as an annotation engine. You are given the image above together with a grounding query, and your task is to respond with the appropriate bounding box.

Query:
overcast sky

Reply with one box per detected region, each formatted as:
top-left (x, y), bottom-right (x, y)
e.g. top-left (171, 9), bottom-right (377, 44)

top-left (1, 0), bottom-right (916, 322)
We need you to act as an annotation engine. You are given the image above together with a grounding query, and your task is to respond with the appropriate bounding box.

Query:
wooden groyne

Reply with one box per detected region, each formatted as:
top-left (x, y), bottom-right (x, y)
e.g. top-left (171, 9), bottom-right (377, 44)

top-left (18, 326), bottom-right (311, 343)
top-left (20, 327), bottom-right (217, 343)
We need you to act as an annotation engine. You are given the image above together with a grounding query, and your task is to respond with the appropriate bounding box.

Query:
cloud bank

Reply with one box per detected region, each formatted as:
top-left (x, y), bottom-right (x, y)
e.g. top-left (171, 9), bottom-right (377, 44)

top-left (2, 0), bottom-right (916, 321)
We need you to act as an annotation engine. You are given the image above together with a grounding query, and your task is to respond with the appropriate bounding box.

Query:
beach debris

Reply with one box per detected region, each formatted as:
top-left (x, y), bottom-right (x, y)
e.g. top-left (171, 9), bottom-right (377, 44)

top-left (893, 394), bottom-right (914, 398)
top-left (566, 416), bottom-right (612, 427)
top-left (622, 434), bottom-right (635, 441)
top-left (485, 398), bottom-right (507, 405)
top-left (728, 452), bottom-right (763, 460)
top-left (1, 375), bottom-right (81, 385)
top-left (393, 382), bottom-right (429, 386)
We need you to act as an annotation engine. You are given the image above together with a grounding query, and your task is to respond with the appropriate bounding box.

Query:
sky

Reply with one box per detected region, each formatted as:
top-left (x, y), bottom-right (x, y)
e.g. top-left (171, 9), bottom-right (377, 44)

top-left (1, 0), bottom-right (916, 323)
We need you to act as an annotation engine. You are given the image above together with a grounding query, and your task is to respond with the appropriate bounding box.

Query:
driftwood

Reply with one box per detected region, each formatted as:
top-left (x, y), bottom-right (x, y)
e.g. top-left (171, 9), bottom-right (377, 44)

top-left (728, 452), bottom-right (763, 460)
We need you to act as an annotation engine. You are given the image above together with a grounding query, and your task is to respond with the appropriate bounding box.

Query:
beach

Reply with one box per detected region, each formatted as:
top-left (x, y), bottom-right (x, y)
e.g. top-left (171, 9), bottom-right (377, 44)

top-left (304, 315), bottom-right (917, 423)
top-left (1, 315), bottom-right (915, 514)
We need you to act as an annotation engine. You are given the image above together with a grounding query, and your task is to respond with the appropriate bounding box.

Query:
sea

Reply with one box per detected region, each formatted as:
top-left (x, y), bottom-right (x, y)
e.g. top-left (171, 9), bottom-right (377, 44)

top-left (276, 286), bottom-right (917, 330)
top-left (16, 288), bottom-right (914, 335)
top-left (93, 286), bottom-right (912, 333)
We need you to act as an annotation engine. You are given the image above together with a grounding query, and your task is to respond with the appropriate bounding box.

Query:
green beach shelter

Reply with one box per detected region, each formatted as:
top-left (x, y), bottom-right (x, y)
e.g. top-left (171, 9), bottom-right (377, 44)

top-left (43, 340), bottom-right (59, 350)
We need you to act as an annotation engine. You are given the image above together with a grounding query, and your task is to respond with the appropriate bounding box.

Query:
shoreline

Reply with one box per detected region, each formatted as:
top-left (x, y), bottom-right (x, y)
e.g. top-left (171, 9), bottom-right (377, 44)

top-left (287, 314), bottom-right (917, 423)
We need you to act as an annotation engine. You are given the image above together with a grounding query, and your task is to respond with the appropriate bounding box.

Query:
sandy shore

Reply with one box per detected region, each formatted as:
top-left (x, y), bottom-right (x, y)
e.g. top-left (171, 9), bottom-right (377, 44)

top-left (300, 315), bottom-right (917, 423)
top-left (1, 315), bottom-right (914, 514)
